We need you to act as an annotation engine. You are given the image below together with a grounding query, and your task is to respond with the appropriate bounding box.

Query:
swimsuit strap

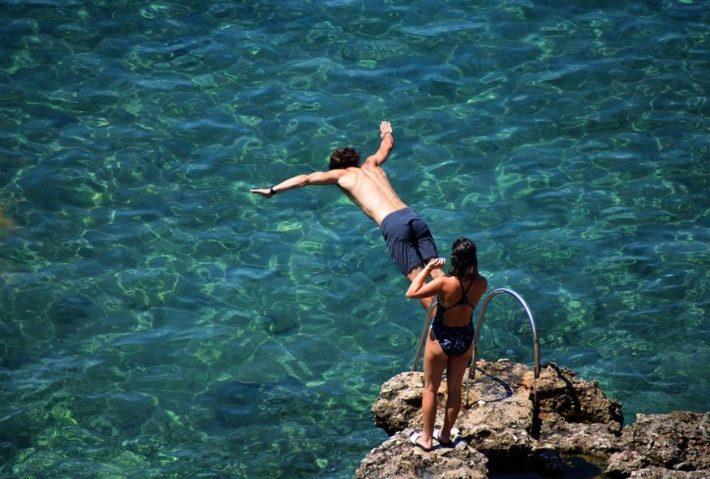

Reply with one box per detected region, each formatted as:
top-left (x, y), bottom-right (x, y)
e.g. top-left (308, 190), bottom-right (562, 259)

top-left (438, 275), bottom-right (476, 310)
top-left (456, 277), bottom-right (476, 306)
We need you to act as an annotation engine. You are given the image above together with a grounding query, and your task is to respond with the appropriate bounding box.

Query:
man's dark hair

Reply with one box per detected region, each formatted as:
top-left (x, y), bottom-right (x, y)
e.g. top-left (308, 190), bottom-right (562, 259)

top-left (329, 147), bottom-right (360, 170)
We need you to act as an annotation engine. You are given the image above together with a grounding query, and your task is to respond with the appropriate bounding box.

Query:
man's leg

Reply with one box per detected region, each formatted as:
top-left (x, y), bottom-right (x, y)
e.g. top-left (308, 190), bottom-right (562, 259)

top-left (410, 214), bottom-right (442, 291)
top-left (406, 267), bottom-right (442, 311)
top-left (381, 209), bottom-right (441, 311)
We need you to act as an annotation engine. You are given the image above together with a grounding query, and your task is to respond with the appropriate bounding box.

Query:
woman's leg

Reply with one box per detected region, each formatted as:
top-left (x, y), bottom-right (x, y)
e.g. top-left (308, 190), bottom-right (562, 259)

top-left (420, 330), bottom-right (447, 448)
top-left (440, 347), bottom-right (472, 443)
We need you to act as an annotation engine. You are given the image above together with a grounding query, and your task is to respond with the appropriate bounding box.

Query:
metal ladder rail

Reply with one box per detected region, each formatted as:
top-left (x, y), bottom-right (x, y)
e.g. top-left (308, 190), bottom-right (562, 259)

top-left (412, 288), bottom-right (541, 400)
top-left (411, 300), bottom-right (437, 371)
top-left (470, 288), bottom-right (540, 380)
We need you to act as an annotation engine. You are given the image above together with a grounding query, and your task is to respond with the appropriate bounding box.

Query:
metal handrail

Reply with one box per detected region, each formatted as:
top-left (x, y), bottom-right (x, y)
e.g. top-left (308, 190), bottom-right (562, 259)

top-left (466, 288), bottom-right (540, 406)
top-left (411, 300), bottom-right (437, 371)
top-left (411, 288), bottom-right (541, 404)
top-left (469, 288), bottom-right (540, 381)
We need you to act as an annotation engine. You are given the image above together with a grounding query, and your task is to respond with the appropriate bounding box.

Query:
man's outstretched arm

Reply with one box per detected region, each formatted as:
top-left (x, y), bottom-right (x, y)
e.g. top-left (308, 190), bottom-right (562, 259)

top-left (250, 169), bottom-right (346, 198)
top-left (364, 121), bottom-right (394, 167)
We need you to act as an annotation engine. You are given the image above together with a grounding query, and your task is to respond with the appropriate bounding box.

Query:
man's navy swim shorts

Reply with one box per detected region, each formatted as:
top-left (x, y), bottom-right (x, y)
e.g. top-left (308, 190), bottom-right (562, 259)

top-left (380, 207), bottom-right (439, 276)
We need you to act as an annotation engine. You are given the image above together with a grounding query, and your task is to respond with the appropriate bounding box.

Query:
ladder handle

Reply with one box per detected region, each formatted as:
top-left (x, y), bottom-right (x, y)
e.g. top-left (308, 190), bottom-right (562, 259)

top-left (469, 288), bottom-right (541, 382)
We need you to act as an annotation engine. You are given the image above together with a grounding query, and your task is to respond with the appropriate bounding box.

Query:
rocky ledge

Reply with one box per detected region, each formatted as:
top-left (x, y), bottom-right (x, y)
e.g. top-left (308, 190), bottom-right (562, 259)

top-left (357, 359), bottom-right (708, 478)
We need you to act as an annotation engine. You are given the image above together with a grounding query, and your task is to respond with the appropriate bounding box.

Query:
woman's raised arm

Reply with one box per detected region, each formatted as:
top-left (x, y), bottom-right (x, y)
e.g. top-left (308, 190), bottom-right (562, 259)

top-left (406, 258), bottom-right (446, 299)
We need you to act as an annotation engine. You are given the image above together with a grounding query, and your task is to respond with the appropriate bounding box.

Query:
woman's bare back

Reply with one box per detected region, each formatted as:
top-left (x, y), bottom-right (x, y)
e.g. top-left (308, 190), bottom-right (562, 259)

top-left (437, 275), bottom-right (488, 327)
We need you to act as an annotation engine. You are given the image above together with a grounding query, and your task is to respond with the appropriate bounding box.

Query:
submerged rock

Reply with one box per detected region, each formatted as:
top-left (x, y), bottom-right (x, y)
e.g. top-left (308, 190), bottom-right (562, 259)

top-left (361, 359), bottom-right (708, 478)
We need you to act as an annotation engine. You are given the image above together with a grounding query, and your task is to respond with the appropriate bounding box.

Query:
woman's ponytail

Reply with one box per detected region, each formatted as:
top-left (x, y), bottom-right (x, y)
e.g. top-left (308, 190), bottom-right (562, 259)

top-left (450, 237), bottom-right (478, 280)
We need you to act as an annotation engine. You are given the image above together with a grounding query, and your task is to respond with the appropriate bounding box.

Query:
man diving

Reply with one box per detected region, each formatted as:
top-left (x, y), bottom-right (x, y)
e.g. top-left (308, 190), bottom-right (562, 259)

top-left (250, 121), bottom-right (442, 309)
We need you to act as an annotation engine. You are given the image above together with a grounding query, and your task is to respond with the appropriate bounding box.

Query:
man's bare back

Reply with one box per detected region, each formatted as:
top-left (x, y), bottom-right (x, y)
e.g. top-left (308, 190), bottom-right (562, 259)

top-left (250, 121), bottom-right (442, 308)
top-left (337, 165), bottom-right (407, 225)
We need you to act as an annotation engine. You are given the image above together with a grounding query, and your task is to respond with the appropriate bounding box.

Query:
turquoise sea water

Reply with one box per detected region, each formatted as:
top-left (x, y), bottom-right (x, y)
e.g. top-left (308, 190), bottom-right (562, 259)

top-left (0, 1), bottom-right (708, 477)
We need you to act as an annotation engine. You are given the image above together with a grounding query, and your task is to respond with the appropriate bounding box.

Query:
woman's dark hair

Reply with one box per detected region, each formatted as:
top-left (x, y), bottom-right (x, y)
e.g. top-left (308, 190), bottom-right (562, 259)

top-left (329, 147), bottom-right (360, 170)
top-left (450, 237), bottom-right (478, 279)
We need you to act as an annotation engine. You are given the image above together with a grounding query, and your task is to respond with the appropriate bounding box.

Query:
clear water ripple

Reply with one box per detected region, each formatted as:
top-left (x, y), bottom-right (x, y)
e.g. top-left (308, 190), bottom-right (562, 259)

top-left (1, 1), bottom-right (708, 477)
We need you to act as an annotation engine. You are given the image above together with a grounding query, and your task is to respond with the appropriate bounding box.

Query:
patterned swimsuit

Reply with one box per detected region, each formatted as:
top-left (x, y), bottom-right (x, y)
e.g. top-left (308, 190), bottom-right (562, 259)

top-left (431, 277), bottom-right (475, 356)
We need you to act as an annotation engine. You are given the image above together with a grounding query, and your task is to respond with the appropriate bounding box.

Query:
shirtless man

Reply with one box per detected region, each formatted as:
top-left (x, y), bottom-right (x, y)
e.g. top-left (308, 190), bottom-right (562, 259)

top-left (250, 121), bottom-right (442, 309)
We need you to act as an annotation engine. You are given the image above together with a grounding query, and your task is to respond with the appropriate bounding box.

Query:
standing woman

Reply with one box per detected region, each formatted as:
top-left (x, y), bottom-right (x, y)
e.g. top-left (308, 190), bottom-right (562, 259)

top-left (405, 238), bottom-right (487, 451)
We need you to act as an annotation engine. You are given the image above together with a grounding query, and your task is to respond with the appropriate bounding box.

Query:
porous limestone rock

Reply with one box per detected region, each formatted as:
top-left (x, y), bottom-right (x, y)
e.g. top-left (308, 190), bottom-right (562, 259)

top-left (372, 372), bottom-right (425, 436)
top-left (527, 362), bottom-right (623, 430)
top-left (355, 429), bottom-right (488, 479)
top-left (371, 359), bottom-right (624, 460)
top-left (536, 412), bottom-right (622, 456)
top-left (628, 466), bottom-right (709, 478)
top-left (362, 359), bottom-right (708, 479)
top-left (606, 412), bottom-right (709, 477)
